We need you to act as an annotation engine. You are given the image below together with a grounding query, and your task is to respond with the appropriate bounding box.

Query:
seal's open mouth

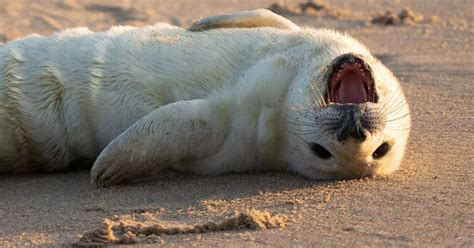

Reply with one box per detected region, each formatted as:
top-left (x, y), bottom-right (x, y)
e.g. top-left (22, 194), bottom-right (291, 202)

top-left (326, 54), bottom-right (377, 104)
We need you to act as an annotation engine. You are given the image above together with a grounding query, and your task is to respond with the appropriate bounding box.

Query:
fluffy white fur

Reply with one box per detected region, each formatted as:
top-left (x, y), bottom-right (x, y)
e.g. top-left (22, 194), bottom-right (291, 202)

top-left (0, 10), bottom-right (410, 185)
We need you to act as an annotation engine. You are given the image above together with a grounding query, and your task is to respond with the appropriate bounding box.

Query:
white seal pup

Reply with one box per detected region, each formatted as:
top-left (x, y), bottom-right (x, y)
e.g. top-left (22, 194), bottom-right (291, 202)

top-left (0, 9), bottom-right (411, 186)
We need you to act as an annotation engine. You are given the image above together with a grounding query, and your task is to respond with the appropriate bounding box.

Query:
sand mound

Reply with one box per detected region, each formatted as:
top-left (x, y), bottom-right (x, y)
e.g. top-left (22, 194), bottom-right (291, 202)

top-left (74, 209), bottom-right (288, 246)
top-left (371, 8), bottom-right (425, 25)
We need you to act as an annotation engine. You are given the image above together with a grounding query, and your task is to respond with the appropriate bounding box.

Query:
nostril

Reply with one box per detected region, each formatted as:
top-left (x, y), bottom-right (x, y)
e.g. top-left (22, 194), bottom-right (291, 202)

top-left (350, 127), bottom-right (366, 141)
top-left (337, 125), bottom-right (367, 142)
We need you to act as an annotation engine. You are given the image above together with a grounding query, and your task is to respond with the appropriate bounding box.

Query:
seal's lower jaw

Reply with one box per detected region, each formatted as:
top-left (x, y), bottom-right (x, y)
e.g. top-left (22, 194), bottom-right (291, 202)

top-left (330, 162), bottom-right (396, 180)
top-left (337, 164), bottom-right (378, 179)
top-left (333, 151), bottom-right (401, 179)
top-left (326, 53), bottom-right (378, 104)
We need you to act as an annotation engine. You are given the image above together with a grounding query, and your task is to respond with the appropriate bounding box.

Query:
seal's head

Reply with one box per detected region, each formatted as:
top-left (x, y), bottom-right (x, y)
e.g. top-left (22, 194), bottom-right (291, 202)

top-left (284, 52), bottom-right (411, 180)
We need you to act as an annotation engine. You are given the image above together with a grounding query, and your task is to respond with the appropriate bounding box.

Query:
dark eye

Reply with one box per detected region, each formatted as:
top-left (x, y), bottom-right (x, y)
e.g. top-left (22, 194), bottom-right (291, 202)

top-left (309, 143), bottom-right (332, 160)
top-left (373, 142), bottom-right (391, 159)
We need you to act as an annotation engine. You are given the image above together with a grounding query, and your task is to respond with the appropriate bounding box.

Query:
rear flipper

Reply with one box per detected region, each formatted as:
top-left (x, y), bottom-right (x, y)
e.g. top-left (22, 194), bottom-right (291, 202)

top-left (189, 9), bottom-right (300, 31)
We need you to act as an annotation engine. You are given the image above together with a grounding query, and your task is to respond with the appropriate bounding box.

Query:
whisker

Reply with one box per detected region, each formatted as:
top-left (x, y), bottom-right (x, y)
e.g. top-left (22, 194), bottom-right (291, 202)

top-left (283, 112), bottom-right (316, 124)
top-left (384, 100), bottom-right (409, 119)
top-left (378, 83), bottom-right (404, 115)
top-left (288, 130), bottom-right (320, 136)
top-left (384, 127), bottom-right (411, 132)
top-left (285, 120), bottom-right (317, 127)
top-left (296, 110), bottom-right (318, 121)
top-left (309, 80), bottom-right (326, 108)
top-left (379, 92), bottom-right (401, 115)
top-left (298, 87), bottom-right (322, 110)
top-left (384, 113), bottom-right (410, 123)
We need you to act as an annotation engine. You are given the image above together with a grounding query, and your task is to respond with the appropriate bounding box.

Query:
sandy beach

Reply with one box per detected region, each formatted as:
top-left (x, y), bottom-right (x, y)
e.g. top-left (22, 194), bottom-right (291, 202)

top-left (0, 0), bottom-right (472, 246)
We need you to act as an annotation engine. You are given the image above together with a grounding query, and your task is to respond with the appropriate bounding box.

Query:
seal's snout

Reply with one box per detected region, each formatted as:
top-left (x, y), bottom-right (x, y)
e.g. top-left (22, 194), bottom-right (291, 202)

top-left (335, 104), bottom-right (368, 142)
top-left (326, 54), bottom-right (378, 104)
top-left (318, 103), bottom-right (385, 142)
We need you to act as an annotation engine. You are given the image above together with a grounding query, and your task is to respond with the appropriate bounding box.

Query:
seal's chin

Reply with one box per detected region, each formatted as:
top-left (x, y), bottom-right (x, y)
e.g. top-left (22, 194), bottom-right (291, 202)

top-left (326, 54), bottom-right (377, 104)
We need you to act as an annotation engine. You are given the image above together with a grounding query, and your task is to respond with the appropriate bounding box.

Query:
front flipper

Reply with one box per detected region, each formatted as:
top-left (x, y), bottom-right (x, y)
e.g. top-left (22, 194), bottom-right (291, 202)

top-left (91, 99), bottom-right (230, 186)
top-left (189, 9), bottom-right (300, 32)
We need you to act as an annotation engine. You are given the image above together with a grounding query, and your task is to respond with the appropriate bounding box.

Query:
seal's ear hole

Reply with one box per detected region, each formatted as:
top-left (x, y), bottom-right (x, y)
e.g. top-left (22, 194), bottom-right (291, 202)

top-left (373, 142), bottom-right (391, 159)
top-left (309, 143), bottom-right (332, 160)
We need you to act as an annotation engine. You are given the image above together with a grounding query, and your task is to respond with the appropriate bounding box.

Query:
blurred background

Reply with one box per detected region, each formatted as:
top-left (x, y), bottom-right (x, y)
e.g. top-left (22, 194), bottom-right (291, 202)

top-left (0, 0), bottom-right (470, 42)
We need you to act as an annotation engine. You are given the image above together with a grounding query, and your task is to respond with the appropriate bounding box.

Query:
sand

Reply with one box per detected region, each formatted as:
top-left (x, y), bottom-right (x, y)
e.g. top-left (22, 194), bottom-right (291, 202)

top-left (75, 209), bottom-right (287, 246)
top-left (0, 0), bottom-right (472, 247)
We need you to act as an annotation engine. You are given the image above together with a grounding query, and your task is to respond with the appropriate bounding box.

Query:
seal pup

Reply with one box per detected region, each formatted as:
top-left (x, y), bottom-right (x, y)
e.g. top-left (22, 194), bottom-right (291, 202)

top-left (0, 9), bottom-right (410, 186)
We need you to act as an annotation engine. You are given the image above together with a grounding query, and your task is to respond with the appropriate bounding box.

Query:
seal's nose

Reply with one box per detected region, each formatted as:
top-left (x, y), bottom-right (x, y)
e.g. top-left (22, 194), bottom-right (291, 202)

top-left (337, 125), bottom-right (367, 142)
top-left (334, 104), bottom-right (368, 142)
top-left (318, 102), bottom-right (385, 144)
top-left (346, 126), bottom-right (366, 142)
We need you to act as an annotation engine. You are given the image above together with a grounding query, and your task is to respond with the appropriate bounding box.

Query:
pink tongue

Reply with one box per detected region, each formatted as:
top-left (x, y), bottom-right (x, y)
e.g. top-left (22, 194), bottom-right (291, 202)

top-left (337, 71), bottom-right (367, 104)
